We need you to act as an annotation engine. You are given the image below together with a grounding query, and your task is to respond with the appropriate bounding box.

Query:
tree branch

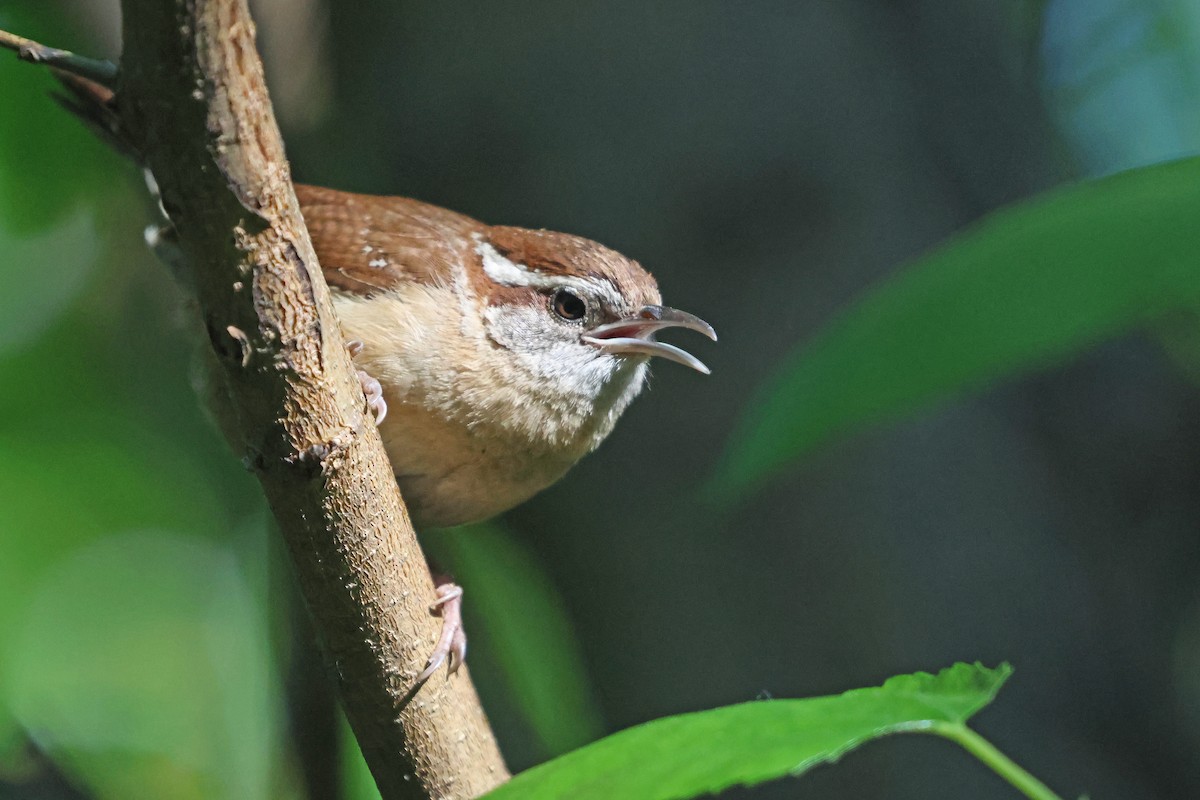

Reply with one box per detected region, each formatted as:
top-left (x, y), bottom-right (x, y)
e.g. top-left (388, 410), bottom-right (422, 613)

top-left (7, 2), bottom-right (509, 797)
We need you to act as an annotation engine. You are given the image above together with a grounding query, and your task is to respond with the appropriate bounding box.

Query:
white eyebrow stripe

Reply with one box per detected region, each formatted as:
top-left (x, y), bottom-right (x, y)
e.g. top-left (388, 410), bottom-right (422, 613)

top-left (475, 240), bottom-right (622, 308)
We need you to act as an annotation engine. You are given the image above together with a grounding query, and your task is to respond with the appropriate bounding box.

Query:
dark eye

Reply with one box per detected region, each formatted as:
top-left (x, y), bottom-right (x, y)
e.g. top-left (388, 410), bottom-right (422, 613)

top-left (552, 289), bottom-right (587, 321)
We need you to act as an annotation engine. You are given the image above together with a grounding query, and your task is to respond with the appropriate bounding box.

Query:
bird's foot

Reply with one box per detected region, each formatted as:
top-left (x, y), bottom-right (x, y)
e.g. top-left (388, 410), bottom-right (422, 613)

top-left (417, 580), bottom-right (467, 683)
top-left (347, 340), bottom-right (387, 425)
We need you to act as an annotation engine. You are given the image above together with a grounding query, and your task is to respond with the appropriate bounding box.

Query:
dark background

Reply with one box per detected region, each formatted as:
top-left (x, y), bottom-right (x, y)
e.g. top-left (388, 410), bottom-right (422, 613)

top-left (1, 1), bottom-right (1198, 798)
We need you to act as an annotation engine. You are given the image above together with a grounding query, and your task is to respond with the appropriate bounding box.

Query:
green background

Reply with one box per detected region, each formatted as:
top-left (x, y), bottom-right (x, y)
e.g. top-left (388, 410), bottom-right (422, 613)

top-left (2, 1), bottom-right (1199, 798)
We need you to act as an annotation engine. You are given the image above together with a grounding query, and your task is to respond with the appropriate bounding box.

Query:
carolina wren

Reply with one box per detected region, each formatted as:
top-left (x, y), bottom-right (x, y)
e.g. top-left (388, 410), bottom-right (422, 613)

top-left (32, 53), bottom-right (717, 682)
top-left (294, 185), bottom-right (716, 679)
top-left (296, 185), bottom-right (716, 529)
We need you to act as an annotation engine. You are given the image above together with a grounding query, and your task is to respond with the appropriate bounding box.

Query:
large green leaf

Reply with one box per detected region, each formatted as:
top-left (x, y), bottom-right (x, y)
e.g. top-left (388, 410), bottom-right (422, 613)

top-left (714, 157), bottom-right (1200, 499)
top-left (483, 662), bottom-right (1011, 800)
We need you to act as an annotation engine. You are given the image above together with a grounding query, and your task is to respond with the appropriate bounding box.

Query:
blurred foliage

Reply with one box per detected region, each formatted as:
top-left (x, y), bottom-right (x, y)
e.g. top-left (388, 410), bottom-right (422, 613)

top-left (0, 1), bottom-right (109, 358)
top-left (2, 0), bottom-right (1200, 799)
top-left (8, 531), bottom-right (289, 800)
top-left (0, 6), bottom-right (108, 234)
top-left (714, 156), bottom-right (1200, 500)
top-left (339, 713), bottom-right (381, 800)
top-left (0, 210), bottom-right (97, 354)
top-left (1043, 0), bottom-right (1200, 175)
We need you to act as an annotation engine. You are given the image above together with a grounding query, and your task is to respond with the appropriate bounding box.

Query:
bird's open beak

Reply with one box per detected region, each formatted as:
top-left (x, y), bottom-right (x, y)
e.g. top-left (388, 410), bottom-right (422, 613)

top-left (583, 305), bottom-right (717, 374)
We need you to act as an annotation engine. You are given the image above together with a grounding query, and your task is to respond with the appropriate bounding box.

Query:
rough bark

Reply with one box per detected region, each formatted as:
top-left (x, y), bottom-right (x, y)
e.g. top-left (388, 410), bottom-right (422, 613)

top-left (110, 1), bottom-right (510, 797)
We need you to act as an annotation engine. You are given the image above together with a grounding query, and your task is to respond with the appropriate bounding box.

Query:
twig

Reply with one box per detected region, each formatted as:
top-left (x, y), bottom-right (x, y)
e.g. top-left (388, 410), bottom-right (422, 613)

top-left (0, 28), bottom-right (117, 87)
top-left (4, 4), bottom-right (509, 799)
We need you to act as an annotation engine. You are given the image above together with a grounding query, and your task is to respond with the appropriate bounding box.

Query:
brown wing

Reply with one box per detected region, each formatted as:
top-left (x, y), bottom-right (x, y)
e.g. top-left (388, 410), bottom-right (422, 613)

top-left (295, 184), bottom-right (484, 296)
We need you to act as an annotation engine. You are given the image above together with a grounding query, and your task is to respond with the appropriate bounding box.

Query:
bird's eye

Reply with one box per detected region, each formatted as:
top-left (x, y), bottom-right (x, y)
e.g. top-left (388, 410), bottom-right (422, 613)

top-left (551, 289), bottom-right (587, 321)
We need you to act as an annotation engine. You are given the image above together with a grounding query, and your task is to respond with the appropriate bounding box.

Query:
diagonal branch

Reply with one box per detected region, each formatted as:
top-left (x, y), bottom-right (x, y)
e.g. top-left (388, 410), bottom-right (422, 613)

top-left (5, 2), bottom-right (509, 798)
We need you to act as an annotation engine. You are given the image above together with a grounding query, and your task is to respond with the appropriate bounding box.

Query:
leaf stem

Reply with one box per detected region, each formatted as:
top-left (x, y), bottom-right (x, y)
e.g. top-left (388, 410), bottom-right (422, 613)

top-left (0, 28), bottom-right (118, 88)
top-left (928, 721), bottom-right (1065, 800)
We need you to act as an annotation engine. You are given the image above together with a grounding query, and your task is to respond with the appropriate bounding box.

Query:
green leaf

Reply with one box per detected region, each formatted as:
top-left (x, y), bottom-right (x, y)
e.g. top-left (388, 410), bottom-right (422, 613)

top-left (483, 662), bottom-right (1011, 800)
top-left (433, 524), bottom-right (604, 757)
top-left (714, 157), bottom-right (1200, 499)
top-left (340, 711), bottom-right (382, 800)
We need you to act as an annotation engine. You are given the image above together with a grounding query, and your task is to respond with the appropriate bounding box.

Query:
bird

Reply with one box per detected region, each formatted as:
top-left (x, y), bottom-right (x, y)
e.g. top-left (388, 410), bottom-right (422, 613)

top-left (36, 68), bottom-right (716, 681)
top-left (293, 184), bottom-right (716, 680)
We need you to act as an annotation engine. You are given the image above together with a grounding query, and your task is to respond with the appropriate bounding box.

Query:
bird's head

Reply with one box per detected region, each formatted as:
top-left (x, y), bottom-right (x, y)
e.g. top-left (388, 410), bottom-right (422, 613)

top-left (474, 226), bottom-right (716, 432)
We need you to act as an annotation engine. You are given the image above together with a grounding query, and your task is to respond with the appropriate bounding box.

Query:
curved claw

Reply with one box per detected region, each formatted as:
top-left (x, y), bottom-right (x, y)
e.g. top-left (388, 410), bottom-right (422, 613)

top-left (417, 582), bottom-right (466, 683)
top-left (355, 369), bottom-right (388, 425)
top-left (347, 341), bottom-right (388, 425)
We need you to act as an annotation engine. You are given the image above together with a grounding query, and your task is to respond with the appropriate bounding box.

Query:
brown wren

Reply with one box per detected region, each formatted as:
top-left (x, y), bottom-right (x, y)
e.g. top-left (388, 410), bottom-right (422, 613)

top-left (28, 54), bottom-right (716, 682)
top-left (294, 185), bottom-right (716, 679)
